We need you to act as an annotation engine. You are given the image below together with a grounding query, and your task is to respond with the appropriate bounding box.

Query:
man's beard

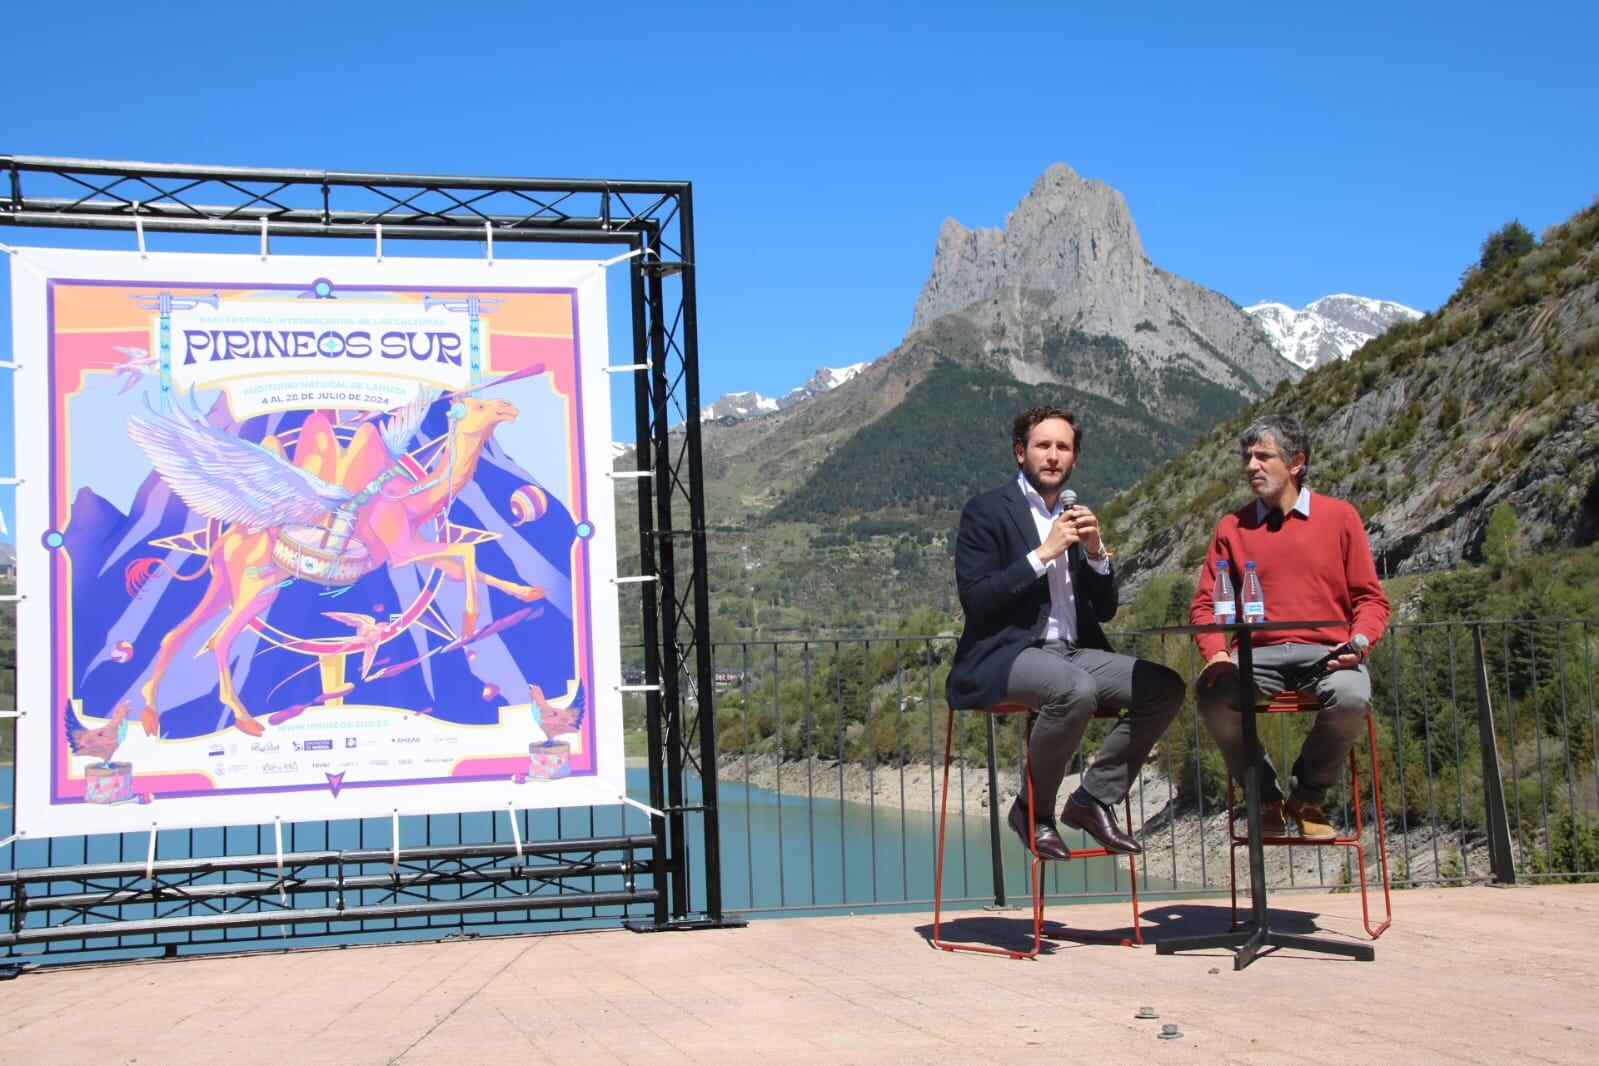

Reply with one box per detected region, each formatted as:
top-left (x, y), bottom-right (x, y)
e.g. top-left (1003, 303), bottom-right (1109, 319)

top-left (1024, 466), bottom-right (1066, 497)
top-left (1248, 473), bottom-right (1281, 499)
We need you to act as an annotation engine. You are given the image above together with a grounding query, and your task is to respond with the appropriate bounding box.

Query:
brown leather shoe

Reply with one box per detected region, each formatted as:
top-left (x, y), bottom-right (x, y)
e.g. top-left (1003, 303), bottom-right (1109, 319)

top-left (1286, 796), bottom-right (1337, 841)
top-left (1008, 798), bottom-right (1073, 861)
top-left (1060, 789), bottom-right (1141, 855)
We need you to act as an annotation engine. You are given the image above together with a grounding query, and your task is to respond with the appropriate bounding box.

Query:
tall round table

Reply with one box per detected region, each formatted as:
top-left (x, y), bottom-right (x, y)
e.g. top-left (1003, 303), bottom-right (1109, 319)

top-left (1136, 619), bottom-right (1375, 969)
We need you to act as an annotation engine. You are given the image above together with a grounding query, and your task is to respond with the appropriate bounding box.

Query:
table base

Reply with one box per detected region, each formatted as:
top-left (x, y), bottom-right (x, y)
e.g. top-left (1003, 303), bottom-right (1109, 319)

top-left (1156, 923), bottom-right (1374, 969)
top-left (1135, 619), bottom-right (1377, 971)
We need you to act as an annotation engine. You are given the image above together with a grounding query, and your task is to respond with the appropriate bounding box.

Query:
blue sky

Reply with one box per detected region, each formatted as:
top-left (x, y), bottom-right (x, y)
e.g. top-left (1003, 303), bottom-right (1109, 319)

top-left (2, 0), bottom-right (1596, 537)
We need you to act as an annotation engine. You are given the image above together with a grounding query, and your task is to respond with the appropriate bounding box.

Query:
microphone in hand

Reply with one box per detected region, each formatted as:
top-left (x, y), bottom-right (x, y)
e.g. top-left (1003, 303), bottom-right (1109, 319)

top-left (1306, 634), bottom-right (1369, 679)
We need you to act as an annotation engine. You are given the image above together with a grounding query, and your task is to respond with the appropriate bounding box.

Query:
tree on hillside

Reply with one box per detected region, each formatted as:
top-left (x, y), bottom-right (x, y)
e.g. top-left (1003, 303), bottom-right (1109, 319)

top-left (1481, 502), bottom-right (1518, 575)
top-left (1479, 220), bottom-right (1536, 271)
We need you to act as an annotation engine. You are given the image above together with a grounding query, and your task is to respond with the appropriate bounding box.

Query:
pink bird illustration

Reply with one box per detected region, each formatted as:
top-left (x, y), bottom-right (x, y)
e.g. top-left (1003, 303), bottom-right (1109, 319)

top-left (529, 683), bottom-right (586, 739)
top-left (65, 703), bottom-right (130, 763)
top-left (322, 611), bottom-right (403, 679)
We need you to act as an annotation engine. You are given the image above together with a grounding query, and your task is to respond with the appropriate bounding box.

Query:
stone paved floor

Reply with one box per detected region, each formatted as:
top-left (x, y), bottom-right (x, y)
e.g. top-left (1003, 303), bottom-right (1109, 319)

top-left (1, 884), bottom-right (1596, 1064)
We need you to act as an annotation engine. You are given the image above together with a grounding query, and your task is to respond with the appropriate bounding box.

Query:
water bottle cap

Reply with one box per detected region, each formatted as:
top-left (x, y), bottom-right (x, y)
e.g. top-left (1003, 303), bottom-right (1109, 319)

top-left (1216, 559), bottom-right (1229, 568)
top-left (1244, 560), bottom-right (1257, 569)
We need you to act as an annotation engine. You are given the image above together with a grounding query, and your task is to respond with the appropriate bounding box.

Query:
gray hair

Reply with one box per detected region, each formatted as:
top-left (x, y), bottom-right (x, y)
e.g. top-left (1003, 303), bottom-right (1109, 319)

top-left (1239, 414), bottom-right (1310, 485)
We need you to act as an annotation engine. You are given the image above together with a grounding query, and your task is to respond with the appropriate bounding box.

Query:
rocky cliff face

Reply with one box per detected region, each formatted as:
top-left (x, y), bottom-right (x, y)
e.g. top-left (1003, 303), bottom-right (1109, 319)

top-left (908, 163), bottom-right (1295, 400)
top-left (1104, 200), bottom-right (1599, 599)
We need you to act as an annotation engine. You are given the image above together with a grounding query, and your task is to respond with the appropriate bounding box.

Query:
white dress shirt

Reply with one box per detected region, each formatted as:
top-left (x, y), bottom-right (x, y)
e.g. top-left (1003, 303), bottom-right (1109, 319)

top-left (1017, 472), bottom-right (1112, 645)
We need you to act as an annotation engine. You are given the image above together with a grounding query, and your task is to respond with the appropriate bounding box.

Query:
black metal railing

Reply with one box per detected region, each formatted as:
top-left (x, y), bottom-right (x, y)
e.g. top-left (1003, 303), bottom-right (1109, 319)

top-left (707, 619), bottom-right (1598, 916)
top-left (3, 618), bottom-right (1592, 962)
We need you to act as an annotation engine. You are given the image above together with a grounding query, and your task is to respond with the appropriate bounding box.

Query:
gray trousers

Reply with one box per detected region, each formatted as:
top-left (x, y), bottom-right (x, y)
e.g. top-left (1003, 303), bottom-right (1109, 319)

top-left (1004, 641), bottom-right (1185, 814)
top-left (1194, 642), bottom-right (1372, 806)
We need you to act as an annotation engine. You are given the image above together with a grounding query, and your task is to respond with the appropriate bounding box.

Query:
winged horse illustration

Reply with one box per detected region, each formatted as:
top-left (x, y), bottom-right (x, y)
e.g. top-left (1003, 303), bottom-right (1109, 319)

top-left (119, 388), bottom-right (545, 737)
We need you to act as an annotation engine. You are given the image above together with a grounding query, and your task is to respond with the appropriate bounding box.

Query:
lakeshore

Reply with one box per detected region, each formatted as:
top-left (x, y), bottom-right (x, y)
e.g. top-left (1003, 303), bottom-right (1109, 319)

top-left (716, 753), bottom-right (1486, 890)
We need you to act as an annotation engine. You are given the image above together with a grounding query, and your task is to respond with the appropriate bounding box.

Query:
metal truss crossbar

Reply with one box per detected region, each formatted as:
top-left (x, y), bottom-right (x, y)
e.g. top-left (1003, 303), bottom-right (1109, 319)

top-left (0, 835), bottom-right (657, 947)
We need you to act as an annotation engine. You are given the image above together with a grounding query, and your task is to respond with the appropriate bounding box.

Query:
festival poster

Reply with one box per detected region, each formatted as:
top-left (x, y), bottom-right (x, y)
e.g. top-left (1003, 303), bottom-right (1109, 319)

top-left (9, 248), bottom-right (625, 838)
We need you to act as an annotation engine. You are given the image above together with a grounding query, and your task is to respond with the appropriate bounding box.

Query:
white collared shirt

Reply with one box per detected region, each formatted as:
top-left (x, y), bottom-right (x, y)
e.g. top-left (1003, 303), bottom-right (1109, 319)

top-left (1255, 485), bottom-right (1312, 524)
top-left (1017, 472), bottom-right (1111, 644)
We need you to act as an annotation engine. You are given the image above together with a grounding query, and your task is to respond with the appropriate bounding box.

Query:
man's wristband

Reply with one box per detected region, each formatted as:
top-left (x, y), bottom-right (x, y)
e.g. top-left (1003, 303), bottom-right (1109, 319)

top-left (1084, 545), bottom-right (1111, 562)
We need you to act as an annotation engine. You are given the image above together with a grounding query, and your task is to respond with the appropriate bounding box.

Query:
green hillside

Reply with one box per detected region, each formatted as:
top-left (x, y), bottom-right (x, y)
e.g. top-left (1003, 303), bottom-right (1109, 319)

top-left (776, 334), bottom-right (1248, 522)
top-left (1104, 203), bottom-right (1599, 596)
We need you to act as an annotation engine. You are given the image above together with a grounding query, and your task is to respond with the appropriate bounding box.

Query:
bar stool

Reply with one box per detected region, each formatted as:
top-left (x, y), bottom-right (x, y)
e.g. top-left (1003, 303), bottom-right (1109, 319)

top-left (932, 703), bottom-right (1143, 959)
top-left (1226, 691), bottom-right (1393, 939)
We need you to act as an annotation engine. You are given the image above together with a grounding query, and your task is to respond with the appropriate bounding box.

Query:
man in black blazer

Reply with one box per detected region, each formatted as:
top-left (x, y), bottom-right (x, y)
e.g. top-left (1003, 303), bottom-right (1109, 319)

top-left (947, 406), bottom-right (1184, 859)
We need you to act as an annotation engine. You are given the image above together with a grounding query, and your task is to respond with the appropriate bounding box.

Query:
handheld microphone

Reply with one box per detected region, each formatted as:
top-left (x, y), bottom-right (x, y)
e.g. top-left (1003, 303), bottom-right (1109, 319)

top-left (1307, 634), bottom-right (1369, 679)
top-left (1061, 489), bottom-right (1077, 512)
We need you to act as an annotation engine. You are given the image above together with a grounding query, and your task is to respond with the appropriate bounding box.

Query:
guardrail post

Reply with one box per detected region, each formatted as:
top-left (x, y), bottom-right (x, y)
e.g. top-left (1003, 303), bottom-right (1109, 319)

top-left (1472, 625), bottom-right (1517, 884)
top-left (984, 715), bottom-right (1007, 907)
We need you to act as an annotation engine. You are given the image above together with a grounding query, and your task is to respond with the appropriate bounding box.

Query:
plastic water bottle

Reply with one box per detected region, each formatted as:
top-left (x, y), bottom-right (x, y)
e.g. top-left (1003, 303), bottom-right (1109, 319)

top-left (1241, 561), bottom-right (1266, 623)
top-left (1212, 560), bottom-right (1236, 624)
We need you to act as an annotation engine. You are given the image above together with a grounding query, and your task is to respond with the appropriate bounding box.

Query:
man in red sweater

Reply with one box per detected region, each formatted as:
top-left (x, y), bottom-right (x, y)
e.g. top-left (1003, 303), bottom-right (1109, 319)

top-left (1189, 414), bottom-right (1390, 840)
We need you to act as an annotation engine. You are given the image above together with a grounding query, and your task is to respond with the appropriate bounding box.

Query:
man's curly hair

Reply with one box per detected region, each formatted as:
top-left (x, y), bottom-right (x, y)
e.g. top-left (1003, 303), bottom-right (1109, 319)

top-left (1011, 406), bottom-right (1081, 453)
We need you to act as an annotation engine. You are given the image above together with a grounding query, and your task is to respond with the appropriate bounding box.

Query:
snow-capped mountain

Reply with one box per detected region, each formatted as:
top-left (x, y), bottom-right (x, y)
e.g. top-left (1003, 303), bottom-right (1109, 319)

top-left (703, 363), bottom-right (868, 422)
top-left (703, 391), bottom-right (780, 421)
top-left (794, 363), bottom-right (868, 396)
top-left (1246, 295), bottom-right (1422, 370)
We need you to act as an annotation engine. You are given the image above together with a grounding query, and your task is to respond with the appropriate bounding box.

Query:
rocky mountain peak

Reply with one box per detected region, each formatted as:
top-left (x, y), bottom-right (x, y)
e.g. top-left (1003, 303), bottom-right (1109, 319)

top-left (906, 162), bottom-right (1294, 402)
top-left (910, 163), bottom-right (1148, 335)
top-left (702, 363), bottom-right (869, 423)
top-left (703, 390), bottom-right (779, 421)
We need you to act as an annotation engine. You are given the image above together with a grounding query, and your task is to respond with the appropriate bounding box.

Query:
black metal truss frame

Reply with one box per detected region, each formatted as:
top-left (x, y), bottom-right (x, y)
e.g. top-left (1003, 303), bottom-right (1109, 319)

top-left (0, 155), bottom-right (733, 963)
top-left (0, 836), bottom-right (656, 952)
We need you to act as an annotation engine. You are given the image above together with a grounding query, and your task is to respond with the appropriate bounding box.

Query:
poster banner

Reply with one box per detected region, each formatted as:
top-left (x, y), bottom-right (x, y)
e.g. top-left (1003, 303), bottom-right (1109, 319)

top-left (10, 248), bottom-right (624, 838)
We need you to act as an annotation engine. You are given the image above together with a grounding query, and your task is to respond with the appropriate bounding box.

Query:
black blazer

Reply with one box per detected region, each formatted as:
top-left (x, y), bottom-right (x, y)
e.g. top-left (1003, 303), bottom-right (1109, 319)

top-left (945, 481), bottom-right (1117, 709)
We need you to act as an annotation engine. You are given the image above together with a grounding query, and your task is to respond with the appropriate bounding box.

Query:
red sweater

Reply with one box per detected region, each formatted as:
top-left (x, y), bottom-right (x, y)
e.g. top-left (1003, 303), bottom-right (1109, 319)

top-left (1188, 491), bottom-right (1390, 660)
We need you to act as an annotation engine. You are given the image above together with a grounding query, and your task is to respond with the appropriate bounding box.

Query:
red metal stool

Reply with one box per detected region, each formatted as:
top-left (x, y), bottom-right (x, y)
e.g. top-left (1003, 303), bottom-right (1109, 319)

top-left (1226, 691), bottom-right (1392, 939)
top-left (932, 703), bottom-right (1143, 959)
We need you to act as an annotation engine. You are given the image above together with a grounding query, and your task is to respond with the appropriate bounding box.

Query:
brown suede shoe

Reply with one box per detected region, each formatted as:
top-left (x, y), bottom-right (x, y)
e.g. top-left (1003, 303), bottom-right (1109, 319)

top-left (1257, 801), bottom-right (1289, 838)
top-left (1286, 796), bottom-right (1337, 841)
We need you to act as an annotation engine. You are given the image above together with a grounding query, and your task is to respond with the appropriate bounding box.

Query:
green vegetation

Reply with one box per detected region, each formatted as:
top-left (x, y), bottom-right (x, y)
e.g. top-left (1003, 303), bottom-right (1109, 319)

top-left (1478, 220), bottom-right (1537, 273)
top-left (1105, 197), bottom-right (1599, 589)
top-left (714, 609), bottom-right (963, 765)
top-left (710, 542), bottom-right (1599, 879)
top-left (1481, 502), bottom-right (1518, 576)
top-left (715, 314), bottom-right (1253, 636)
top-left (776, 347), bottom-right (1246, 524)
